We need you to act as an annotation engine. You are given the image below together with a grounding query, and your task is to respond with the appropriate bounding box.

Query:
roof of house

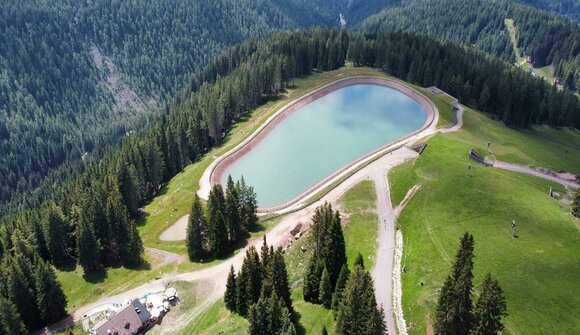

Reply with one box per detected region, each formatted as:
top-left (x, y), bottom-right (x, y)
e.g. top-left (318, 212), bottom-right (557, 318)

top-left (131, 299), bottom-right (151, 323)
top-left (92, 303), bottom-right (144, 335)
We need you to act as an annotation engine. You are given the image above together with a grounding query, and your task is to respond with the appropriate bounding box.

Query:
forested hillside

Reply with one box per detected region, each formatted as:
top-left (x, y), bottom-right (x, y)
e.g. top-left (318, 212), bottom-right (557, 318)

top-left (1, 0), bottom-right (388, 208)
top-left (517, 0), bottom-right (580, 21)
top-left (360, 0), bottom-right (580, 91)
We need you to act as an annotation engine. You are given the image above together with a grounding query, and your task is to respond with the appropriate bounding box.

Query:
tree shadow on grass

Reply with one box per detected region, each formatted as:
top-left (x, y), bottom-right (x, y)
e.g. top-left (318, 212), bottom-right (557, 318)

top-left (291, 310), bottom-right (307, 335)
top-left (82, 258), bottom-right (151, 284)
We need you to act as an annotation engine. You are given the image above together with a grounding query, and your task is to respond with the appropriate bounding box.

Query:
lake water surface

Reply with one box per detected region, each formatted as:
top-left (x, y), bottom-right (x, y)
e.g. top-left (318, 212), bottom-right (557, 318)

top-left (221, 84), bottom-right (427, 207)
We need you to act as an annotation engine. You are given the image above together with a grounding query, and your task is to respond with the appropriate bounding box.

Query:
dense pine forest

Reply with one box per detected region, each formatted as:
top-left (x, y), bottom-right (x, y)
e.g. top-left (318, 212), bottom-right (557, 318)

top-left (0, 0), bottom-right (388, 208)
top-left (360, 0), bottom-right (580, 91)
top-left (517, 0), bottom-right (580, 21)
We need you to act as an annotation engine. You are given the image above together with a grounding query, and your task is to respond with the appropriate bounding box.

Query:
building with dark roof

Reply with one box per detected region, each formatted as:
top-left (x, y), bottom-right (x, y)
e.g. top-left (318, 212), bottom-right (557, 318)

top-left (91, 300), bottom-right (151, 335)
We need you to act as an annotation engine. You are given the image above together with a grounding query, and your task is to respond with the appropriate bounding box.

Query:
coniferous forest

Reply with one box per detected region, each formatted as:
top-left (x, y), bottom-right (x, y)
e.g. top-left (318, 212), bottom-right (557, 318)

top-left (0, 1), bottom-right (579, 333)
top-left (361, 0), bottom-right (580, 91)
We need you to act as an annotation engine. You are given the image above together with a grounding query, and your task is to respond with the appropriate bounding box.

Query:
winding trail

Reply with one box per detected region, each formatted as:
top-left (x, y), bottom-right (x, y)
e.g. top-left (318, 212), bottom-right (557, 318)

top-left (493, 161), bottom-right (579, 189)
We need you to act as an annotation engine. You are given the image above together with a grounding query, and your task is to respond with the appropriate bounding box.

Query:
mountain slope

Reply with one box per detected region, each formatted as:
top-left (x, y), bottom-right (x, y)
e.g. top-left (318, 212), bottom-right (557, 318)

top-left (0, 0), bottom-right (344, 206)
top-left (359, 0), bottom-right (580, 91)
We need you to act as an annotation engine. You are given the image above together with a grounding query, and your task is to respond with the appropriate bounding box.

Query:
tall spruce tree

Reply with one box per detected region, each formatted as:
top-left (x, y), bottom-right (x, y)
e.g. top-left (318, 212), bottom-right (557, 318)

top-left (42, 203), bottom-right (71, 266)
top-left (248, 291), bottom-right (295, 335)
top-left (318, 267), bottom-right (332, 309)
top-left (303, 258), bottom-right (324, 303)
top-left (322, 211), bottom-right (346, 286)
top-left (435, 233), bottom-right (475, 335)
top-left (225, 266), bottom-right (237, 313)
top-left (225, 175), bottom-right (241, 241)
top-left (335, 263), bottom-right (386, 335)
top-left (332, 264), bottom-right (349, 314)
top-left (267, 248), bottom-right (292, 311)
top-left (260, 236), bottom-right (271, 270)
top-left (0, 296), bottom-right (27, 335)
top-left (76, 212), bottom-right (102, 273)
top-left (187, 194), bottom-right (206, 261)
top-left (116, 160), bottom-right (140, 217)
top-left (473, 274), bottom-right (508, 335)
top-left (208, 211), bottom-right (228, 257)
top-left (237, 177), bottom-right (258, 231)
top-left (5, 259), bottom-right (43, 330)
top-left (34, 260), bottom-right (68, 324)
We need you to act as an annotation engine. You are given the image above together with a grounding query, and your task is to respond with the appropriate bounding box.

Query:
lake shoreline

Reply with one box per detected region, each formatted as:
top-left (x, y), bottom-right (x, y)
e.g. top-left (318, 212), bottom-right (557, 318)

top-left (202, 76), bottom-right (437, 212)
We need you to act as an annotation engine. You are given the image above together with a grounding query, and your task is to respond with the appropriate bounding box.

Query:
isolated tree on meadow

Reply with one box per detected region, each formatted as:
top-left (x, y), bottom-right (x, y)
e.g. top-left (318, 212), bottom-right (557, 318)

top-left (473, 273), bottom-right (508, 335)
top-left (436, 233), bottom-right (475, 335)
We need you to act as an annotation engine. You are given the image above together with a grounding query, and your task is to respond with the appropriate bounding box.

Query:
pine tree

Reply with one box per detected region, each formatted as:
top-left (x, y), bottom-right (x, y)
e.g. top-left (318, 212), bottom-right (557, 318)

top-left (248, 291), bottom-right (295, 335)
top-left (116, 160), bottom-right (140, 217)
top-left (332, 264), bottom-right (349, 314)
top-left (354, 253), bottom-right (365, 269)
top-left (225, 175), bottom-right (241, 241)
top-left (454, 233), bottom-right (475, 335)
top-left (5, 260), bottom-right (42, 330)
top-left (435, 275), bottom-right (456, 334)
top-left (318, 268), bottom-right (332, 309)
top-left (187, 194), bottom-right (206, 261)
top-left (303, 258), bottom-right (323, 303)
top-left (322, 211), bottom-right (346, 286)
top-left (267, 248), bottom-right (292, 311)
top-left (76, 214), bottom-right (102, 273)
top-left (311, 203), bottom-right (334, 255)
top-left (248, 293), bottom-right (269, 335)
top-left (0, 296), bottom-right (27, 335)
top-left (42, 203), bottom-right (71, 266)
top-left (121, 219), bottom-right (143, 267)
top-left (34, 260), bottom-right (68, 324)
top-left (225, 266), bottom-right (237, 313)
top-left (335, 263), bottom-right (386, 335)
top-left (435, 233), bottom-right (475, 335)
top-left (473, 274), bottom-right (508, 335)
top-left (260, 236), bottom-right (271, 270)
top-left (208, 184), bottom-right (226, 220)
top-left (237, 177), bottom-right (258, 231)
top-left (208, 211), bottom-right (228, 257)
top-left (236, 259), bottom-right (250, 317)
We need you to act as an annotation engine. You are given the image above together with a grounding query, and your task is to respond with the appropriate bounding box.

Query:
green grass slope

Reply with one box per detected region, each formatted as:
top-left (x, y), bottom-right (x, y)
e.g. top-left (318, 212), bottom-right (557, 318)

top-left (389, 133), bottom-right (579, 334)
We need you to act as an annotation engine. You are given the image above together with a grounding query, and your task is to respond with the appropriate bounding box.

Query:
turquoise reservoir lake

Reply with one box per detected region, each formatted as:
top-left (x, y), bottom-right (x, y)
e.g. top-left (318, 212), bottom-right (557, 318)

top-left (221, 83), bottom-right (427, 207)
